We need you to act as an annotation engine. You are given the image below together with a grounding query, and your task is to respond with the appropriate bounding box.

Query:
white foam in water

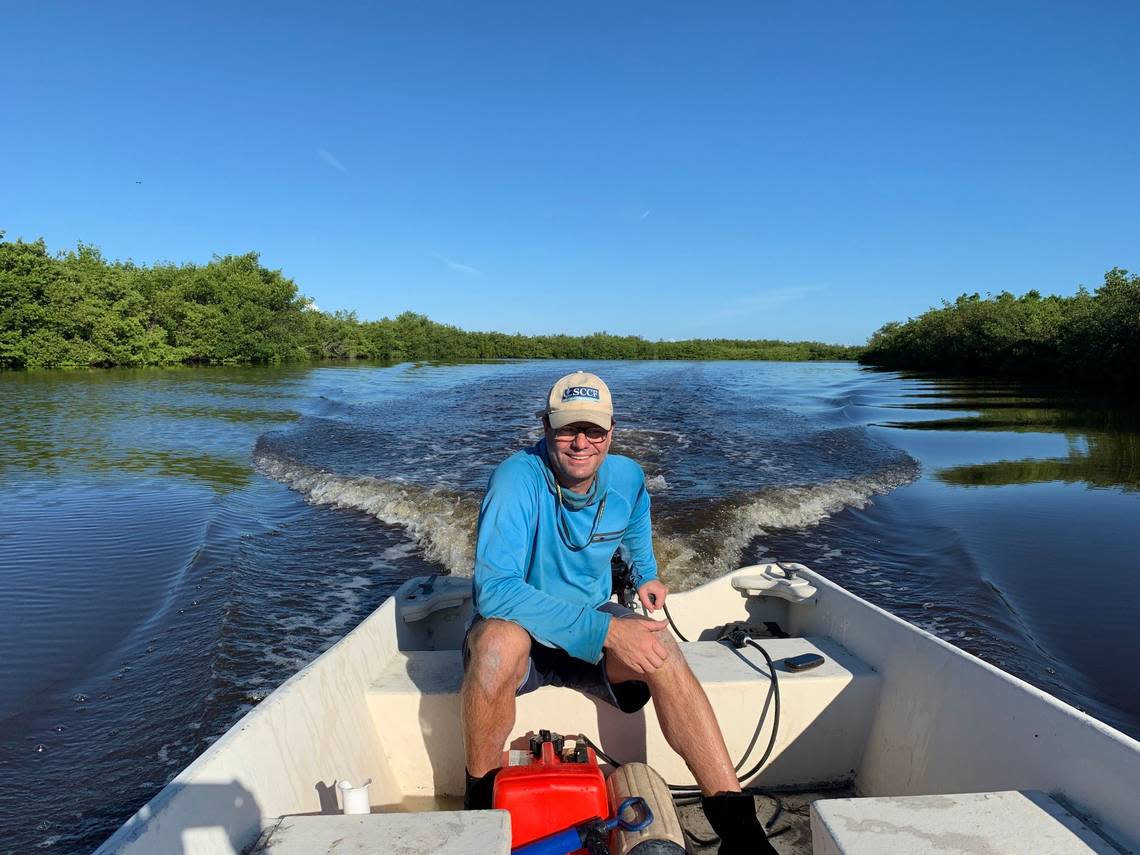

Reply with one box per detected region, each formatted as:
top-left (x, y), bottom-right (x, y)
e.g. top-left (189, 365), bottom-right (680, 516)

top-left (379, 542), bottom-right (418, 562)
top-left (620, 427), bottom-right (691, 451)
top-left (256, 448), bottom-right (917, 589)
top-left (254, 451), bottom-right (479, 575)
top-left (658, 464), bottom-right (918, 588)
top-left (645, 474), bottom-right (669, 492)
top-left (722, 471), bottom-right (911, 562)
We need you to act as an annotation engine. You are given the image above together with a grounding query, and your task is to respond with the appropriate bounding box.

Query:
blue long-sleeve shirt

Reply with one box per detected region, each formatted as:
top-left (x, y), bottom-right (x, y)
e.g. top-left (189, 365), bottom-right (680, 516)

top-left (472, 440), bottom-right (659, 663)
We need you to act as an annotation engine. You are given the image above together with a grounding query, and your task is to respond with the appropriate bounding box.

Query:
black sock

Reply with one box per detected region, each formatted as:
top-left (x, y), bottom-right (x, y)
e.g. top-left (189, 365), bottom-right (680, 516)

top-left (463, 767), bottom-right (499, 811)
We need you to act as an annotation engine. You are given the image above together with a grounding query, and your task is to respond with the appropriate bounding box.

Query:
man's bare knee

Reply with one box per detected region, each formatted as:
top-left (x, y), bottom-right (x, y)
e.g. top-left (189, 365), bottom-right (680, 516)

top-left (636, 626), bottom-right (687, 685)
top-left (467, 619), bottom-right (531, 693)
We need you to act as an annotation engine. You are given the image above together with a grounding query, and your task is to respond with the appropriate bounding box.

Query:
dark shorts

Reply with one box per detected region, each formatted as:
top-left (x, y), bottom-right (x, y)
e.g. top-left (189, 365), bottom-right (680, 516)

top-left (462, 602), bottom-right (652, 714)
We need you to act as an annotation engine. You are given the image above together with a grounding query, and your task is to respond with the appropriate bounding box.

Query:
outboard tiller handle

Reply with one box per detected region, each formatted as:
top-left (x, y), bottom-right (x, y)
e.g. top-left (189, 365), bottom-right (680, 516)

top-left (511, 797), bottom-right (654, 855)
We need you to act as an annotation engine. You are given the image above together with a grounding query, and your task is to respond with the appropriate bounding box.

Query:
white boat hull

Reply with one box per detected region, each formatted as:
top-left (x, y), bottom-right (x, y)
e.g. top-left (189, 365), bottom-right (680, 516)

top-left (96, 565), bottom-right (1140, 854)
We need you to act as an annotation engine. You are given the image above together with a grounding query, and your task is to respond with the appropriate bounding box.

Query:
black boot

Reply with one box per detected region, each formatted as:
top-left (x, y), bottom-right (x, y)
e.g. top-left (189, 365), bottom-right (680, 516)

top-left (463, 767), bottom-right (499, 810)
top-left (700, 792), bottom-right (779, 855)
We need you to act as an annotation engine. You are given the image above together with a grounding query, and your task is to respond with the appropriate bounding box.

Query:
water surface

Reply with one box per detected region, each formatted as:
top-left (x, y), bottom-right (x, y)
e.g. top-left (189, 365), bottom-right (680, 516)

top-left (1, 362), bottom-right (1137, 854)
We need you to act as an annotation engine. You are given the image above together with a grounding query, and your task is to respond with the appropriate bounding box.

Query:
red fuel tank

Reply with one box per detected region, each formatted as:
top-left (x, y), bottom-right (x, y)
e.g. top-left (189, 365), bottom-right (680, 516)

top-left (492, 731), bottom-right (609, 849)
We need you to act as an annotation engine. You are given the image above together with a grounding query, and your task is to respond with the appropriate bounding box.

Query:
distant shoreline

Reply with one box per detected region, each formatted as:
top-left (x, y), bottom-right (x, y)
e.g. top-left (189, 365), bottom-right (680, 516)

top-left (0, 236), bottom-right (860, 369)
top-left (4, 236), bottom-right (1133, 386)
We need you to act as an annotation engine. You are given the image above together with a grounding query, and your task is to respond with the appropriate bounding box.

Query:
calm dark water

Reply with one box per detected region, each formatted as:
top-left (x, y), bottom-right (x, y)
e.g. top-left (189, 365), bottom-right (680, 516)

top-left (1, 361), bottom-right (1137, 853)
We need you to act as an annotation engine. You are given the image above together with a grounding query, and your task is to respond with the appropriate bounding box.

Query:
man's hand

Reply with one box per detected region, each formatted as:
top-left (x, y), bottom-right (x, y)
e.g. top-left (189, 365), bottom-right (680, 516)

top-left (638, 579), bottom-right (669, 613)
top-left (603, 616), bottom-right (670, 675)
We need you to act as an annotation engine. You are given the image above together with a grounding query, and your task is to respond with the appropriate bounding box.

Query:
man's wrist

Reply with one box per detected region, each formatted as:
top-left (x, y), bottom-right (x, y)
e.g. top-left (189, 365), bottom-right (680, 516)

top-left (602, 612), bottom-right (619, 648)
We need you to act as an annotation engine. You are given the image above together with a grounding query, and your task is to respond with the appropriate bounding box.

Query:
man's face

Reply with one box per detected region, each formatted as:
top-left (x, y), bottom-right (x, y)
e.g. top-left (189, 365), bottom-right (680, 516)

top-left (544, 419), bottom-right (613, 491)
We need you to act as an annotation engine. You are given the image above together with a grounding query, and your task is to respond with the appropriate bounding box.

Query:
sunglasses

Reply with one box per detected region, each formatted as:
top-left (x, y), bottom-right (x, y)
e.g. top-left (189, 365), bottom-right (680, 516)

top-left (551, 425), bottom-right (611, 442)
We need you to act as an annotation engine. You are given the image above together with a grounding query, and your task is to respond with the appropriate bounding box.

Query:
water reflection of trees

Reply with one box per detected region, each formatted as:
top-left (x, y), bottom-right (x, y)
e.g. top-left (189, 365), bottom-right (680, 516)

top-left (937, 433), bottom-right (1140, 492)
top-left (883, 385), bottom-right (1140, 492)
top-left (0, 370), bottom-right (283, 492)
top-left (0, 438), bottom-right (252, 492)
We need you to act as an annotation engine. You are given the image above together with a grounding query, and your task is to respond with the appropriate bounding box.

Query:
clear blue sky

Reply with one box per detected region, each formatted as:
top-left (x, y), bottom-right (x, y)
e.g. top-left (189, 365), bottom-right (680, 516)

top-left (4, 1), bottom-right (1137, 344)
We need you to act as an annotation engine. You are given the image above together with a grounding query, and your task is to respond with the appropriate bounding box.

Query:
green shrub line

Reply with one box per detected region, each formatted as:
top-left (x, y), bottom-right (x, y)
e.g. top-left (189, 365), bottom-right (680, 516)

top-left (4, 234), bottom-right (1134, 386)
top-left (0, 235), bottom-right (859, 368)
top-left (860, 268), bottom-right (1139, 389)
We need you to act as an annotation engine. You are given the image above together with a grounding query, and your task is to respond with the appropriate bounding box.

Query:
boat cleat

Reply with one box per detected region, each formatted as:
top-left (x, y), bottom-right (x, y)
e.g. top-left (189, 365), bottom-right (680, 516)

top-left (730, 562), bottom-right (818, 603)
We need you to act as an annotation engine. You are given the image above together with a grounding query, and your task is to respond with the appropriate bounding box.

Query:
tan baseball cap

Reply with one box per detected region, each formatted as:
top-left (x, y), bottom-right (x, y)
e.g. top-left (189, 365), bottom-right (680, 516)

top-left (539, 371), bottom-right (614, 430)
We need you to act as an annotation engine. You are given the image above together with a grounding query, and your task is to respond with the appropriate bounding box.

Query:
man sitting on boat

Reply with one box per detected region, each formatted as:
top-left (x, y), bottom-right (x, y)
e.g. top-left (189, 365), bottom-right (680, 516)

top-left (461, 371), bottom-right (777, 854)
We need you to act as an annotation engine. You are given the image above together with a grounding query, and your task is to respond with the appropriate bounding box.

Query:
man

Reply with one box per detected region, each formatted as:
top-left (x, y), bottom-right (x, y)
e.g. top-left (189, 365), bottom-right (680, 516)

top-left (460, 371), bottom-right (778, 855)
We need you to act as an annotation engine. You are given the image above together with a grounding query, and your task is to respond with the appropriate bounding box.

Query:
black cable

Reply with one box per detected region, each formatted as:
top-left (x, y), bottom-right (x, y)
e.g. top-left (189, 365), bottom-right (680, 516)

top-left (578, 631), bottom-right (782, 792)
top-left (682, 826), bottom-right (719, 847)
top-left (578, 603), bottom-right (786, 854)
top-left (662, 601), bottom-right (688, 642)
top-left (578, 732), bottom-right (697, 794)
top-left (578, 734), bottom-right (621, 769)
top-left (660, 603), bottom-right (783, 776)
top-left (594, 582), bottom-right (791, 846)
top-left (763, 795), bottom-right (783, 830)
top-left (715, 640), bottom-right (778, 774)
top-left (735, 638), bottom-right (781, 783)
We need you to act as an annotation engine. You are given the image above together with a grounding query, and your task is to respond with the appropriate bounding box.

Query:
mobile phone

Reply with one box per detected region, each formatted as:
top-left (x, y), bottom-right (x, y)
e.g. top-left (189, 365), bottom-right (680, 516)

top-left (783, 653), bottom-right (824, 672)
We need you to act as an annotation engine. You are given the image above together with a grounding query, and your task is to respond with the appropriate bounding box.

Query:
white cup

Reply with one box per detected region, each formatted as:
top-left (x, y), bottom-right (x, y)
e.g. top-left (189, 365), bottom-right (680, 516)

top-left (337, 778), bottom-right (372, 815)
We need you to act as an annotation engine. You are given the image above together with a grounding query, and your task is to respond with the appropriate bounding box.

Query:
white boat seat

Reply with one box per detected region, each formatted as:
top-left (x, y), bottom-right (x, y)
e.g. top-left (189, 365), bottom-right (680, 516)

top-left (254, 811), bottom-right (511, 854)
top-left (811, 790), bottom-right (1119, 854)
top-left (367, 636), bottom-right (880, 798)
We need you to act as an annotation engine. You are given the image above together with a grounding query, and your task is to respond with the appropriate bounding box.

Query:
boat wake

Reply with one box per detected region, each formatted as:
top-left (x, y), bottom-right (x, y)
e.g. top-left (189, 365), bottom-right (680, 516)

top-left (254, 447), bottom-right (480, 574)
top-left (652, 460), bottom-right (921, 588)
top-left (253, 443), bottom-right (919, 588)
